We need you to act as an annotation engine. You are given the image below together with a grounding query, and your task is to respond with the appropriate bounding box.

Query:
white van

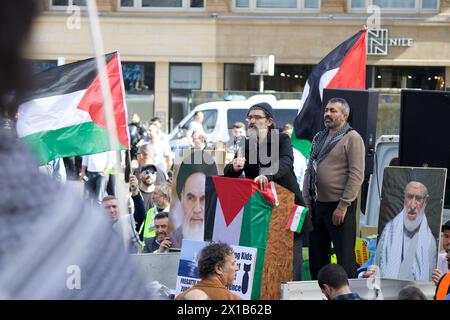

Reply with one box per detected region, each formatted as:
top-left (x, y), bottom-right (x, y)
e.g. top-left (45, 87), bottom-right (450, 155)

top-left (168, 94), bottom-right (301, 151)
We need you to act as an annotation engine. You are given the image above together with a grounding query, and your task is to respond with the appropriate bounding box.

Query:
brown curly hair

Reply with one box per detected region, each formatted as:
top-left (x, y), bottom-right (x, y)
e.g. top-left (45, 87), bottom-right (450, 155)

top-left (198, 242), bottom-right (234, 279)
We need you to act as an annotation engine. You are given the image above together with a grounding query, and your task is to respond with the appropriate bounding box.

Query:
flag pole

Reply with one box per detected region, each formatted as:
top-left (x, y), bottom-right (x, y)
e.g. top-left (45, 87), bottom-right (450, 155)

top-left (86, 1), bottom-right (137, 250)
top-left (127, 149), bottom-right (133, 175)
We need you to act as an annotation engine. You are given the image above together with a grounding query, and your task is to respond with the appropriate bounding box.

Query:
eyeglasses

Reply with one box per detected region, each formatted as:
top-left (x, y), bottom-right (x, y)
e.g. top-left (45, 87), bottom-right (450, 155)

top-left (142, 169), bottom-right (156, 175)
top-left (246, 115), bottom-right (267, 122)
top-left (405, 193), bottom-right (427, 202)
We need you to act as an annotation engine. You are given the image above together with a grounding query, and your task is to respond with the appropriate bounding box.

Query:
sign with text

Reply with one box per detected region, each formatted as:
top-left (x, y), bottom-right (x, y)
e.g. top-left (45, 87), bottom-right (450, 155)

top-left (367, 28), bottom-right (414, 56)
top-left (175, 239), bottom-right (257, 300)
top-left (169, 65), bottom-right (201, 89)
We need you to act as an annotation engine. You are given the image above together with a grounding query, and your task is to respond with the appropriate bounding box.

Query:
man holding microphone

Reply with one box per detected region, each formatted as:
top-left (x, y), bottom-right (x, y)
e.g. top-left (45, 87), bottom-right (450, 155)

top-left (224, 102), bottom-right (312, 281)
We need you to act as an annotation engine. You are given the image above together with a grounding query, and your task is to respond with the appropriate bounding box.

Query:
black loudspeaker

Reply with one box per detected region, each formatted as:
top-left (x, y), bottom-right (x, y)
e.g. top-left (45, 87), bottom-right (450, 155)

top-left (323, 88), bottom-right (379, 180)
top-left (399, 89), bottom-right (450, 189)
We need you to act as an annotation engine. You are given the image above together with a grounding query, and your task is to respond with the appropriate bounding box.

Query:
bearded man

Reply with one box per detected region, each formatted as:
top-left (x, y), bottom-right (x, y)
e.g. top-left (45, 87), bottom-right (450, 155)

top-left (169, 150), bottom-right (218, 248)
top-left (376, 181), bottom-right (437, 281)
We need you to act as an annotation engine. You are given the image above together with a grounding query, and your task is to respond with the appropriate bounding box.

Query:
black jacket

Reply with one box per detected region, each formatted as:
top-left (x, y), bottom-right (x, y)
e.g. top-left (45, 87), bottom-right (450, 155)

top-left (224, 132), bottom-right (312, 233)
top-left (143, 237), bottom-right (160, 253)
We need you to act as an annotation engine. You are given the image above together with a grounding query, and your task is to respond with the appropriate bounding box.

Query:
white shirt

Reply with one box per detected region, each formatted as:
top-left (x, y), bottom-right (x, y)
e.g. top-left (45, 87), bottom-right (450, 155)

top-left (437, 252), bottom-right (449, 274)
top-left (159, 131), bottom-right (169, 144)
top-left (82, 151), bottom-right (113, 173)
top-left (293, 148), bottom-right (307, 191)
top-left (145, 140), bottom-right (172, 174)
top-left (189, 121), bottom-right (204, 134)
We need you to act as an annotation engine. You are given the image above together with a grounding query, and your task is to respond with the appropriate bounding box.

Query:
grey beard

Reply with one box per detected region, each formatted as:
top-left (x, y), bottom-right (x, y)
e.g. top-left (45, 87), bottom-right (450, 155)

top-left (403, 208), bottom-right (425, 232)
top-left (182, 221), bottom-right (204, 241)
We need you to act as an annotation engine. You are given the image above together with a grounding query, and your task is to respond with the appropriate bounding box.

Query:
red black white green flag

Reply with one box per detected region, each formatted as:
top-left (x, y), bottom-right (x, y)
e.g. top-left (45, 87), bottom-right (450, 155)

top-left (16, 52), bottom-right (129, 165)
top-left (292, 30), bottom-right (367, 158)
top-left (204, 176), bottom-right (277, 300)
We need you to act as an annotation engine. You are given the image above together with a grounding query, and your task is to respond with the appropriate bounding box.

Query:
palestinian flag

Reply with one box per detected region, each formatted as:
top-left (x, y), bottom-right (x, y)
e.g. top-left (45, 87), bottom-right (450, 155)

top-left (286, 204), bottom-right (308, 233)
top-left (292, 30), bottom-right (367, 159)
top-left (204, 176), bottom-right (277, 300)
top-left (16, 52), bottom-right (129, 165)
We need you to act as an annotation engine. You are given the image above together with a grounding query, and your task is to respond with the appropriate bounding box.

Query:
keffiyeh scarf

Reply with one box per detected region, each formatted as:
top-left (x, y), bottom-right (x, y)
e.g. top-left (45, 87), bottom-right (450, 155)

top-left (307, 122), bottom-right (352, 201)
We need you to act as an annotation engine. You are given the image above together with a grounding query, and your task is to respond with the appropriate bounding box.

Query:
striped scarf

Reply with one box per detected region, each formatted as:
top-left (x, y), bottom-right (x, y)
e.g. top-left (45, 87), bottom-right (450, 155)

top-left (307, 122), bottom-right (352, 201)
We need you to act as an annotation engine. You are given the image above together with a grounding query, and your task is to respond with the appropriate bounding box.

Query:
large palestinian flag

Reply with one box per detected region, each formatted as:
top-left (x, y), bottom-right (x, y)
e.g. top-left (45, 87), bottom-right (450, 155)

top-left (292, 30), bottom-right (367, 159)
top-left (204, 176), bottom-right (278, 300)
top-left (16, 52), bottom-right (129, 165)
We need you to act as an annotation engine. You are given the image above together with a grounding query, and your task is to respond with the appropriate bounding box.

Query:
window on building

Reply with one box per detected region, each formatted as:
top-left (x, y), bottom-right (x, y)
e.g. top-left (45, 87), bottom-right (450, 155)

top-left (349, 0), bottom-right (438, 11)
top-left (304, 0), bottom-right (320, 8)
top-left (169, 63), bottom-right (202, 130)
top-left (350, 0), bottom-right (365, 8)
top-left (50, 0), bottom-right (86, 7)
top-left (122, 62), bottom-right (156, 127)
top-left (190, 0), bottom-right (205, 8)
top-left (234, 0), bottom-right (319, 10)
top-left (224, 64), bottom-right (258, 91)
top-left (373, 0), bottom-right (415, 8)
top-left (31, 61), bottom-right (58, 74)
top-left (121, 62), bottom-right (155, 93)
top-left (142, 0), bottom-right (182, 7)
top-left (120, 0), bottom-right (134, 6)
top-left (118, 0), bottom-right (204, 10)
top-left (257, 0), bottom-right (297, 8)
top-left (236, 0), bottom-right (250, 7)
top-left (421, 0), bottom-right (438, 8)
top-left (224, 63), bottom-right (313, 92)
top-left (367, 66), bottom-right (445, 90)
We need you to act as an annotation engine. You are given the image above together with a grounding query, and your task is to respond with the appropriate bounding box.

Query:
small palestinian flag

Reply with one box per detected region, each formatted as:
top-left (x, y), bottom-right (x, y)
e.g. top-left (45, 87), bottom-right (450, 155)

top-left (286, 204), bottom-right (308, 233)
top-left (16, 52), bottom-right (129, 165)
top-left (204, 176), bottom-right (277, 300)
top-left (292, 30), bottom-right (367, 159)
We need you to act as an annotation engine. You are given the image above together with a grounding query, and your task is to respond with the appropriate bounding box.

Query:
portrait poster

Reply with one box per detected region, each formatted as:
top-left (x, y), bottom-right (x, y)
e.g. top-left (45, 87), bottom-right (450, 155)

top-left (376, 166), bottom-right (447, 281)
top-left (168, 149), bottom-right (225, 248)
top-left (175, 239), bottom-right (257, 300)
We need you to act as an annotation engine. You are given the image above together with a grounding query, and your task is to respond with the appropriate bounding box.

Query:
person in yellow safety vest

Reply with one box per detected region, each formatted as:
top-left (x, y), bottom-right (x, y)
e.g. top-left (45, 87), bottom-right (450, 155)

top-left (129, 165), bottom-right (159, 241)
top-left (140, 182), bottom-right (171, 241)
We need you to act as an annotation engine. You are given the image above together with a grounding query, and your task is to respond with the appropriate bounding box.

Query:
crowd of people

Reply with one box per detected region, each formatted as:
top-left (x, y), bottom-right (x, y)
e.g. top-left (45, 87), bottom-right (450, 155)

top-left (8, 80), bottom-right (450, 301)
top-left (1, 0), bottom-right (449, 301)
top-left (95, 97), bottom-right (450, 300)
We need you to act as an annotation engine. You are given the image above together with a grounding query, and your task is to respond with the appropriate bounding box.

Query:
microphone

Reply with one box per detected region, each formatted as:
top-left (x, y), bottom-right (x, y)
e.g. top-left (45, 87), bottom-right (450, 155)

top-left (234, 136), bottom-right (246, 178)
top-left (234, 136), bottom-right (245, 159)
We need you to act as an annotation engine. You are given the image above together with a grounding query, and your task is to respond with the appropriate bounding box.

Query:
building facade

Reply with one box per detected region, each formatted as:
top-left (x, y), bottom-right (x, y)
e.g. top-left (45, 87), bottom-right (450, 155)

top-left (31, 0), bottom-right (450, 130)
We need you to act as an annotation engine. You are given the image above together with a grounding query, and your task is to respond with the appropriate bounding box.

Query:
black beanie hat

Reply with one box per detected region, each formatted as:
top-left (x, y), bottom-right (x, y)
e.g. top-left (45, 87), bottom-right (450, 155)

top-left (442, 220), bottom-right (450, 232)
top-left (176, 150), bottom-right (218, 199)
top-left (248, 102), bottom-right (275, 121)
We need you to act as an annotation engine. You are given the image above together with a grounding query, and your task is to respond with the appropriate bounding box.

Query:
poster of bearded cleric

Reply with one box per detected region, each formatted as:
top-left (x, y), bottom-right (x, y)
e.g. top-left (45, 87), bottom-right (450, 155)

top-left (376, 166), bottom-right (447, 281)
top-left (168, 149), bottom-right (224, 248)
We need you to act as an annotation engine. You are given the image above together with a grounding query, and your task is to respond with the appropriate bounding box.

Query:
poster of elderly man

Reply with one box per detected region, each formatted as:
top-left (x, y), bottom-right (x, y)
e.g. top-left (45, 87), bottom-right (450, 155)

top-left (168, 149), bottom-right (223, 248)
top-left (376, 167), bottom-right (447, 281)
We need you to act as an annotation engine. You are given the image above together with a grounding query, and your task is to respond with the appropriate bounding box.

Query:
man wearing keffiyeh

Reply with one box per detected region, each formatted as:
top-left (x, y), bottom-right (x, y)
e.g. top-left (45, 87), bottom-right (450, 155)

top-left (303, 98), bottom-right (365, 280)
